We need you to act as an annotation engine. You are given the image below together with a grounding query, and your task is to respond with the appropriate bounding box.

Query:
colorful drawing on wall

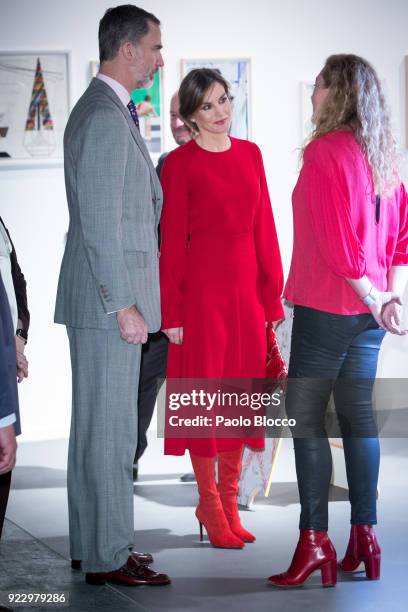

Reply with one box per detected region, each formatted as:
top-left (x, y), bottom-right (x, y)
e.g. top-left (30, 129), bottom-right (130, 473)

top-left (181, 58), bottom-right (250, 140)
top-left (0, 52), bottom-right (69, 162)
top-left (131, 70), bottom-right (162, 154)
top-left (90, 62), bottom-right (163, 156)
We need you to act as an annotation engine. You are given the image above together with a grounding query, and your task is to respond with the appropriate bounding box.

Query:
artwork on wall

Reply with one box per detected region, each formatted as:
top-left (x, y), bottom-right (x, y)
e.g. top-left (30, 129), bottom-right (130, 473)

top-left (300, 81), bottom-right (314, 143)
top-left (0, 51), bottom-right (70, 166)
top-left (90, 61), bottom-right (163, 157)
top-left (131, 70), bottom-right (162, 155)
top-left (181, 58), bottom-right (251, 140)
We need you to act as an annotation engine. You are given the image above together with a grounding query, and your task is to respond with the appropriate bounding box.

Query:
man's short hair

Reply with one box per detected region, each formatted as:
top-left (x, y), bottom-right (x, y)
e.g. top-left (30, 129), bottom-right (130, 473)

top-left (99, 4), bottom-right (160, 63)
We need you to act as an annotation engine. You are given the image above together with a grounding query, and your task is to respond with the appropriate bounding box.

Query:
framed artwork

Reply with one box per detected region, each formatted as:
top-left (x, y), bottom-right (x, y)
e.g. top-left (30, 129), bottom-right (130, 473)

top-left (131, 70), bottom-right (163, 156)
top-left (89, 61), bottom-right (163, 158)
top-left (300, 81), bottom-right (314, 143)
top-left (181, 58), bottom-right (251, 140)
top-left (0, 51), bottom-right (70, 167)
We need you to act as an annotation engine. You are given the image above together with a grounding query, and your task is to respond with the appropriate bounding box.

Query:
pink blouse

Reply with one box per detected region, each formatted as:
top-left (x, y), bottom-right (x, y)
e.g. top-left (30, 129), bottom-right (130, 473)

top-left (284, 130), bottom-right (408, 315)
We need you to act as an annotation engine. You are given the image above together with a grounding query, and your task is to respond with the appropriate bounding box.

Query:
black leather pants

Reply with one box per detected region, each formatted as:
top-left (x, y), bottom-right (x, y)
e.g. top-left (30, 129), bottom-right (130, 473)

top-left (286, 306), bottom-right (385, 531)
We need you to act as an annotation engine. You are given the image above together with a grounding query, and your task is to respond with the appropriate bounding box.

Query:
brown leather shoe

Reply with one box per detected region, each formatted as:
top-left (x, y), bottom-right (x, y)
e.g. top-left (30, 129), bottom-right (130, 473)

top-left (85, 555), bottom-right (171, 586)
top-left (72, 550), bottom-right (154, 570)
top-left (129, 550), bottom-right (154, 565)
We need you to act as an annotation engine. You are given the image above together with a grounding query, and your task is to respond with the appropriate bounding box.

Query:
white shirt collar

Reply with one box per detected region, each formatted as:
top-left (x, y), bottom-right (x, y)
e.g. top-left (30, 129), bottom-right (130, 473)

top-left (96, 73), bottom-right (131, 108)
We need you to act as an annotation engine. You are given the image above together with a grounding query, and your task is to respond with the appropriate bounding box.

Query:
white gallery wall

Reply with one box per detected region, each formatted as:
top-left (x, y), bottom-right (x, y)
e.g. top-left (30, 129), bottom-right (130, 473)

top-left (1, 0), bottom-right (408, 441)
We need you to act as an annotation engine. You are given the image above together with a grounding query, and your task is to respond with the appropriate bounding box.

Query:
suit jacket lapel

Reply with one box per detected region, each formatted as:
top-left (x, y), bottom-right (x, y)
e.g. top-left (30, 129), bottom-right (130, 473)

top-left (89, 78), bottom-right (163, 213)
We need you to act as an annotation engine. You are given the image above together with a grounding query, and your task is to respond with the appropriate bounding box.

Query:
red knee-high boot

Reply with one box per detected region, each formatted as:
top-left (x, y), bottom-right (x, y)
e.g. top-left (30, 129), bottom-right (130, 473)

top-left (268, 529), bottom-right (337, 587)
top-left (189, 453), bottom-right (244, 549)
top-left (338, 525), bottom-right (381, 580)
top-left (217, 447), bottom-right (256, 543)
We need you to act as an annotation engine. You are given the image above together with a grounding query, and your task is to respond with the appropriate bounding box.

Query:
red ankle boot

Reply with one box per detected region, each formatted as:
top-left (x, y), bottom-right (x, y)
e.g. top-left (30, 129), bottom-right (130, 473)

top-left (190, 453), bottom-right (244, 549)
top-left (338, 525), bottom-right (381, 580)
top-left (268, 529), bottom-right (337, 587)
top-left (217, 447), bottom-right (256, 543)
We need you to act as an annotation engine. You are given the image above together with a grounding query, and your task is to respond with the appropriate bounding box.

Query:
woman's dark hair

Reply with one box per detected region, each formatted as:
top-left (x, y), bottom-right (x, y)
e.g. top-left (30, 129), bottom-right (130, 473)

top-left (178, 68), bottom-right (232, 131)
top-left (99, 4), bottom-right (160, 63)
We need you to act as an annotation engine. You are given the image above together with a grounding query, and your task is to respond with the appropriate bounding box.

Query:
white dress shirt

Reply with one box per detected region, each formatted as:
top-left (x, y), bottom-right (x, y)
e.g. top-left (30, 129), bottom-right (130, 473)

top-left (96, 73), bottom-right (131, 109)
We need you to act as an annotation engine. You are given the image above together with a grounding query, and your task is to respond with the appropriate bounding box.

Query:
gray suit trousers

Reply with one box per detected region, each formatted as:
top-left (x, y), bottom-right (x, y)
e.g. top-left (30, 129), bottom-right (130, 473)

top-left (66, 326), bottom-right (141, 573)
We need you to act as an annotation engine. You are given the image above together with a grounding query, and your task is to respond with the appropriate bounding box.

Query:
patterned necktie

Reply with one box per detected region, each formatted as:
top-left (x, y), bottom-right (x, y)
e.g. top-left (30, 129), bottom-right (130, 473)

top-left (127, 100), bottom-right (140, 131)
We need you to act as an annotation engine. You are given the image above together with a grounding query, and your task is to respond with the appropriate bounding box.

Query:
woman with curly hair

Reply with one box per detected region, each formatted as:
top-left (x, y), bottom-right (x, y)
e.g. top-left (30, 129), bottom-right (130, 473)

top-left (268, 54), bottom-right (408, 588)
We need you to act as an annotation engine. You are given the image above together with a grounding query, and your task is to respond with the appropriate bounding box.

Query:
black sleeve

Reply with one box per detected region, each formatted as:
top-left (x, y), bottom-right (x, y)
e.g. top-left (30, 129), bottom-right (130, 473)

top-left (0, 219), bottom-right (30, 337)
top-left (155, 152), bottom-right (168, 181)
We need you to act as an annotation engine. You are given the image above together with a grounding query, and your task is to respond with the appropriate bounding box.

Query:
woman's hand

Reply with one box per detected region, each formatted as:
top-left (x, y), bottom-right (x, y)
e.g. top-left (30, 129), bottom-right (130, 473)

top-left (266, 319), bottom-right (284, 330)
top-left (163, 327), bottom-right (184, 344)
top-left (381, 300), bottom-right (408, 335)
top-left (366, 288), bottom-right (402, 329)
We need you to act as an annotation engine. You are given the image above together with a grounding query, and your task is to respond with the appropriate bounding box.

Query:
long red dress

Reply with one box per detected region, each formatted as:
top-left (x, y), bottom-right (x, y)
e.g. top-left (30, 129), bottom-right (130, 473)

top-left (160, 137), bottom-right (284, 456)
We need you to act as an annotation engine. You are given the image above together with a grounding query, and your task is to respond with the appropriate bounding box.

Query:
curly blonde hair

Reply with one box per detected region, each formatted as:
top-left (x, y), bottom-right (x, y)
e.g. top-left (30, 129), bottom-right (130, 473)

top-left (309, 54), bottom-right (400, 197)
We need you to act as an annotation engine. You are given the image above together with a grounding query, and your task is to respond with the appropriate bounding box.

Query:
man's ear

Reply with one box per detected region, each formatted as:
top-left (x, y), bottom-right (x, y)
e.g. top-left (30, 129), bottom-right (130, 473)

top-left (120, 41), bottom-right (136, 62)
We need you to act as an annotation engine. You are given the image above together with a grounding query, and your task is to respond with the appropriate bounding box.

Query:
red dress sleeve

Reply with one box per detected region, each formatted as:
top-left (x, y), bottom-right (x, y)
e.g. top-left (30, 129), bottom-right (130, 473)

top-left (392, 182), bottom-right (408, 266)
top-left (254, 146), bottom-right (284, 321)
top-left (303, 157), bottom-right (367, 278)
top-left (159, 153), bottom-right (189, 328)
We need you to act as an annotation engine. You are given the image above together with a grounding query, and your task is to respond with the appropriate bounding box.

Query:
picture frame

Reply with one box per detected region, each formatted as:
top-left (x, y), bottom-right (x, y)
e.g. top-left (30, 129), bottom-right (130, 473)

top-left (89, 61), bottom-right (164, 161)
top-left (181, 58), bottom-right (251, 140)
top-left (131, 69), bottom-right (163, 159)
top-left (0, 51), bottom-right (70, 168)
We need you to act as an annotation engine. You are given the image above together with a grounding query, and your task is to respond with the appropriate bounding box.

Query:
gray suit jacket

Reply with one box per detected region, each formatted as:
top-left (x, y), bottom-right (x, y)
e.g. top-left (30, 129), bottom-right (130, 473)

top-left (54, 78), bottom-right (163, 331)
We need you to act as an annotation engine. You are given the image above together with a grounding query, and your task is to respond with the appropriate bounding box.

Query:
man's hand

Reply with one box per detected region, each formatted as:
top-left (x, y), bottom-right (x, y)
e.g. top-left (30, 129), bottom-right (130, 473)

top-left (16, 353), bottom-right (29, 383)
top-left (15, 335), bottom-right (25, 355)
top-left (116, 306), bottom-right (148, 344)
top-left (163, 327), bottom-right (183, 344)
top-left (382, 300), bottom-right (408, 335)
top-left (0, 425), bottom-right (17, 475)
top-left (15, 337), bottom-right (29, 383)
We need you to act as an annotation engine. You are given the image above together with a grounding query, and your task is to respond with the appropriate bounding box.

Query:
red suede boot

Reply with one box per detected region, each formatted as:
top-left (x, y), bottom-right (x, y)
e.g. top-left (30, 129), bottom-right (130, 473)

top-left (338, 525), bottom-right (381, 580)
top-left (190, 453), bottom-right (244, 549)
top-left (217, 447), bottom-right (256, 542)
top-left (268, 529), bottom-right (337, 587)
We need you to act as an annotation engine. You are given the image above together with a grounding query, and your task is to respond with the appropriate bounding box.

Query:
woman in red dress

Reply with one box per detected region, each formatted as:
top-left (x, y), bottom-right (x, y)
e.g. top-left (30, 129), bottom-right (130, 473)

top-left (160, 69), bottom-right (284, 548)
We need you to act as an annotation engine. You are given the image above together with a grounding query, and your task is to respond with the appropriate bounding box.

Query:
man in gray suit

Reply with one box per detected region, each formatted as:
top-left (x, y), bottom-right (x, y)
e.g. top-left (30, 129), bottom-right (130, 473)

top-left (55, 5), bottom-right (170, 587)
